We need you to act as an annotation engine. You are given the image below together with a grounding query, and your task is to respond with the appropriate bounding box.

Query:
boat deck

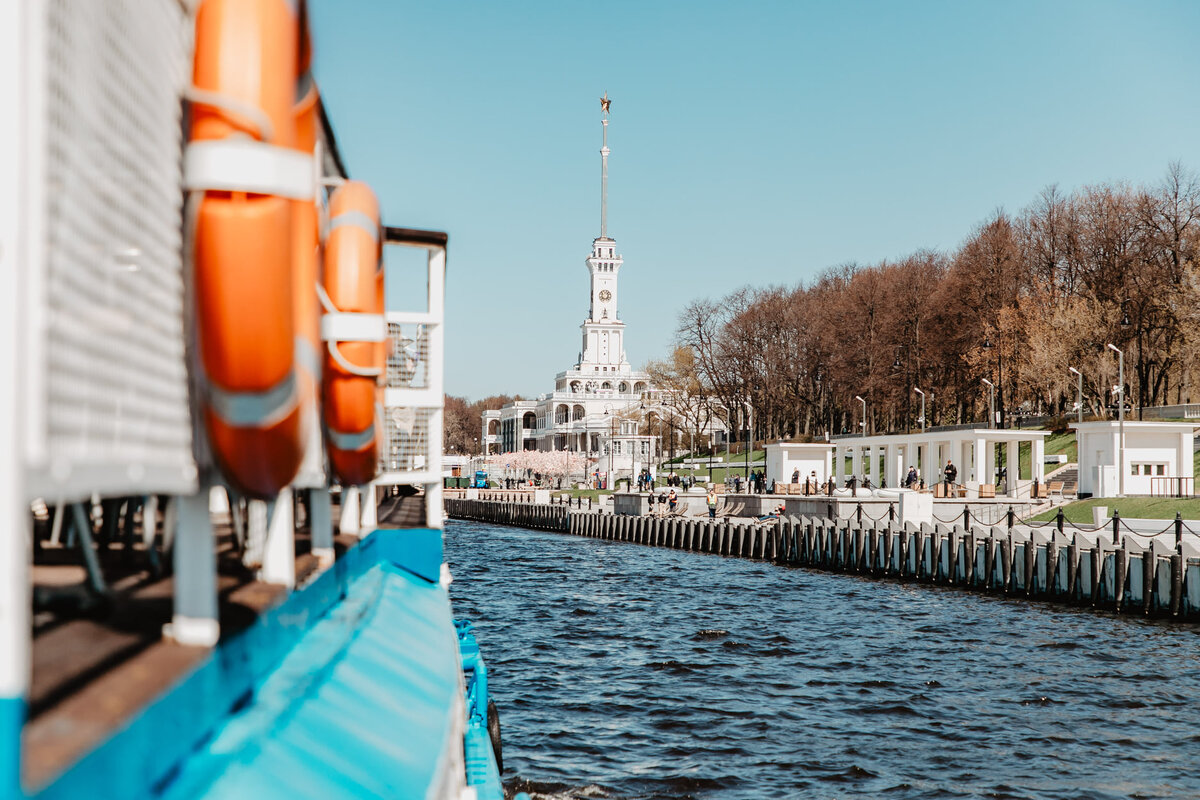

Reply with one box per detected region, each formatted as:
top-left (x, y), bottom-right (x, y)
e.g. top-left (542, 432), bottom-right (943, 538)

top-left (23, 491), bottom-right (426, 793)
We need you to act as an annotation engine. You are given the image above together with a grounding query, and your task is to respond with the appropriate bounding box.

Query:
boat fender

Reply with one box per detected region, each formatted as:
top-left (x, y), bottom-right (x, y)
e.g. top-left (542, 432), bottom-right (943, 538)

top-left (487, 698), bottom-right (503, 774)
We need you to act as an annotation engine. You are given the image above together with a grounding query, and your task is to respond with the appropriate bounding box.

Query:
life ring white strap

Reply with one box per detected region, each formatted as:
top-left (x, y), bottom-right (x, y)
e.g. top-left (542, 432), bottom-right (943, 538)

top-left (320, 312), bottom-right (386, 343)
top-left (185, 139), bottom-right (315, 200)
top-left (328, 210), bottom-right (380, 240)
top-left (328, 422), bottom-right (375, 452)
top-left (206, 369), bottom-right (299, 428)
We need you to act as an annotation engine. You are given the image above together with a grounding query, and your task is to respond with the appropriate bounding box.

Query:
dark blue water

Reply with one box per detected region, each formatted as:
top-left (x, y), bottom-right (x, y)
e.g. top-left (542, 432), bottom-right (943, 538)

top-left (445, 520), bottom-right (1200, 800)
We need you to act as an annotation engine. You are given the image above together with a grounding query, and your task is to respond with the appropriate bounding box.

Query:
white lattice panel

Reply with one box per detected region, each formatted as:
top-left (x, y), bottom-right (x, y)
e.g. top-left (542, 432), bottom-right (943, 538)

top-left (380, 407), bottom-right (434, 476)
top-left (386, 322), bottom-right (431, 389)
top-left (25, 0), bottom-right (196, 500)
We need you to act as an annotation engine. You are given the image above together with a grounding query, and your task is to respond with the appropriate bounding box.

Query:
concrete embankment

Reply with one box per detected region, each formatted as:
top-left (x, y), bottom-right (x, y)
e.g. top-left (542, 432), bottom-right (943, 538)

top-left (445, 498), bottom-right (1200, 620)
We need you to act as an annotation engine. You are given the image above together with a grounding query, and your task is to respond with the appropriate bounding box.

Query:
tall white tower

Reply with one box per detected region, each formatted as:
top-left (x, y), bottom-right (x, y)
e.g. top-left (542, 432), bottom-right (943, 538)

top-left (579, 92), bottom-right (629, 372)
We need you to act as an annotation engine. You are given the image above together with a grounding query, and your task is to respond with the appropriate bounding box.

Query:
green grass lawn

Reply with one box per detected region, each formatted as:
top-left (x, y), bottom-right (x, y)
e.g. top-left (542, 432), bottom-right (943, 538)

top-left (1010, 430), bottom-right (1077, 477)
top-left (1029, 496), bottom-right (1200, 523)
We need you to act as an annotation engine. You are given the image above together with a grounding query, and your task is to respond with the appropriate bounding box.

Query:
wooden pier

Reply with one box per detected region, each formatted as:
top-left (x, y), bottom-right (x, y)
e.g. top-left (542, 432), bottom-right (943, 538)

top-left (445, 498), bottom-right (1200, 620)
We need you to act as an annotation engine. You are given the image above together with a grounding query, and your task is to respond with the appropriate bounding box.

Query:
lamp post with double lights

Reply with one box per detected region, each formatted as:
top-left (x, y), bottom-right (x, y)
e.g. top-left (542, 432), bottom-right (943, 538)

top-left (1108, 343), bottom-right (1125, 496)
top-left (912, 387), bottom-right (926, 432)
top-left (982, 334), bottom-right (1005, 428)
top-left (1067, 366), bottom-right (1083, 423)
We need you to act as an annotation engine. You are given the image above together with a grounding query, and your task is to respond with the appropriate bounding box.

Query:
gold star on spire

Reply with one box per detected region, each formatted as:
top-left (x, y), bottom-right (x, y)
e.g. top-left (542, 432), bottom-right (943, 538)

top-left (600, 91), bottom-right (611, 115)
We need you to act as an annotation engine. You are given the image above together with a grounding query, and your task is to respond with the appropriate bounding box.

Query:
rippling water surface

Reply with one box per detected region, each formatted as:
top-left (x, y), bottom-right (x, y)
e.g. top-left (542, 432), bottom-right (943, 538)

top-left (445, 520), bottom-right (1200, 800)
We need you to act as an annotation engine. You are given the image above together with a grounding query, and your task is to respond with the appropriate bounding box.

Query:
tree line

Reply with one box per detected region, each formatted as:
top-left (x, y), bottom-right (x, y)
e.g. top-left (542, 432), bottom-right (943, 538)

top-left (649, 163), bottom-right (1200, 443)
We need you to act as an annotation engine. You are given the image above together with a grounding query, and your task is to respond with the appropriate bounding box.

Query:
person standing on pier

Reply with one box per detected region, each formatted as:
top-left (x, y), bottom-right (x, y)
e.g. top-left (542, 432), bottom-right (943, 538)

top-left (943, 460), bottom-right (957, 495)
top-left (668, 488), bottom-right (678, 513)
top-left (706, 487), bottom-right (718, 519)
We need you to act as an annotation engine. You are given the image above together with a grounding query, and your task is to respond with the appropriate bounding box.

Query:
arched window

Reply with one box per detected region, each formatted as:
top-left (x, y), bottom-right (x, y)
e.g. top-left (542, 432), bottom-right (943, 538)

top-left (572, 405), bottom-right (585, 421)
top-left (618, 382), bottom-right (628, 393)
top-left (601, 381), bottom-right (612, 390)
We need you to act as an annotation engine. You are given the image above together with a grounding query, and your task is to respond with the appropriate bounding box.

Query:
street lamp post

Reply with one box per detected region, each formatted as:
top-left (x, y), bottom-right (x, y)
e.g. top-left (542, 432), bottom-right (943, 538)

top-left (1108, 343), bottom-right (1125, 496)
top-left (742, 401), bottom-right (753, 482)
top-left (981, 378), bottom-right (995, 429)
top-left (854, 395), bottom-right (867, 437)
top-left (1067, 366), bottom-right (1083, 423)
top-left (912, 387), bottom-right (926, 433)
top-left (705, 403), bottom-right (714, 484)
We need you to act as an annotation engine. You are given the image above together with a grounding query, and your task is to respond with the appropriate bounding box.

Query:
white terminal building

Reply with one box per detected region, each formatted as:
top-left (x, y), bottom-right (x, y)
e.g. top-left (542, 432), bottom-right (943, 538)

top-left (483, 96), bottom-right (658, 476)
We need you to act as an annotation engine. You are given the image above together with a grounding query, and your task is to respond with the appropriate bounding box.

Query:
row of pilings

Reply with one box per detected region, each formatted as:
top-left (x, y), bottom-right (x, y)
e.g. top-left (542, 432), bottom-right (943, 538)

top-left (447, 498), bottom-right (569, 532)
top-left (444, 499), bottom-right (1200, 620)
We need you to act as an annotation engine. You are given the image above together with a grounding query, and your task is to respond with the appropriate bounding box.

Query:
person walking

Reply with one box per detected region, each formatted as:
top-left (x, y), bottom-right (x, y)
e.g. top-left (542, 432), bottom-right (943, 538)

top-left (706, 487), bottom-right (718, 519)
top-left (943, 459), bottom-right (957, 496)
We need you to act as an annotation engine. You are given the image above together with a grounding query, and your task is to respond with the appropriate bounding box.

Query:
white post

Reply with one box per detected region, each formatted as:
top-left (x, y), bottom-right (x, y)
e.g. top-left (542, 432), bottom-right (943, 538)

top-left (834, 445), bottom-right (843, 484)
top-left (260, 488), bottom-right (294, 588)
top-left (359, 483), bottom-right (377, 529)
top-left (426, 247), bottom-right (445, 527)
top-left (1032, 437), bottom-right (1045, 486)
top-left (926, 441), bottom-right (939, 488)
top-left (884, 444), bottom-right (896, 488)
top-left (339, 486), bottom-right (361, 535)
top-left (0, 2), bottom-right (29, 788)
top-left (1006, 440), bottom-right (1018, 496)
top-left (165, 491), bottom-right (220, 647)
top-left (1181, 432), bottom-right (1194, 486)
top-left (309, 487), bottom-right (334, 568)
top-left (243, 499), bottom-right (268, 569)
top-left (851, 446), bottom-right (861, 485)
top-left (972, 437), bottom-right (986, 485)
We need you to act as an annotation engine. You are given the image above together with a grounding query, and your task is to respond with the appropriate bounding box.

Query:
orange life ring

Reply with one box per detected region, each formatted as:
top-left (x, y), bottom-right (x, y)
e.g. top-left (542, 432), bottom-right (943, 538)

top-left (187, 0), bottom-right (307, 498)
top-left (321, 181), bottom-right (385, 487)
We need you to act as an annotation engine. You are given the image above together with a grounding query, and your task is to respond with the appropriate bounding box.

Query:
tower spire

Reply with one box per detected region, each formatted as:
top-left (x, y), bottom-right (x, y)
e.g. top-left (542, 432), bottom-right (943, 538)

top-left (600, 91), bottom-right (611, 239)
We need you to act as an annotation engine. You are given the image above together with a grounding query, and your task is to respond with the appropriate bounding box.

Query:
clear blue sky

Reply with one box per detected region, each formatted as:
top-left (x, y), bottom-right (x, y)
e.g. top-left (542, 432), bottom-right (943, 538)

top-left (311, 1), bottom-right (1200, 401)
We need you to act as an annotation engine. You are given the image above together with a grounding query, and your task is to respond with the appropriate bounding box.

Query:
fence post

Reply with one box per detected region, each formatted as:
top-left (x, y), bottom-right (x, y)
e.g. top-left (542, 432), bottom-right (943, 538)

top-left (1112, 509), bottom-right (1121, 547)
top-left (1056, 508), bottom-right (1064, 536)
top-left (856, 503), bottom-right (863, 526)
top-left (963, 507), bottom-right (971, 531)
top-left (888, 504), bottom-right (895, 524)
top-left (1170, 553), bottom-right (1183, 616)
top-left (1175, 512), bottom-right (1183, 554)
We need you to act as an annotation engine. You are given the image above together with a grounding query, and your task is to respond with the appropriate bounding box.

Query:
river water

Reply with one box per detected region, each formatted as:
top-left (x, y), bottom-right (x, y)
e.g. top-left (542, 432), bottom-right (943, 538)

top-left (444, 519), bottom-right (1200, 800)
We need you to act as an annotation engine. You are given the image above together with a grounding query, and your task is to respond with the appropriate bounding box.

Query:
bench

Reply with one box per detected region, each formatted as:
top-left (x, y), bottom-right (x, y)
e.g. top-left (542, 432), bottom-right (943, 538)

top-left (721, 502), bottom-right (745, 519)
top-left (1048, 481), bottom-right (1065, 500)
top-left (978, 484), bottom-right (995, 499)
